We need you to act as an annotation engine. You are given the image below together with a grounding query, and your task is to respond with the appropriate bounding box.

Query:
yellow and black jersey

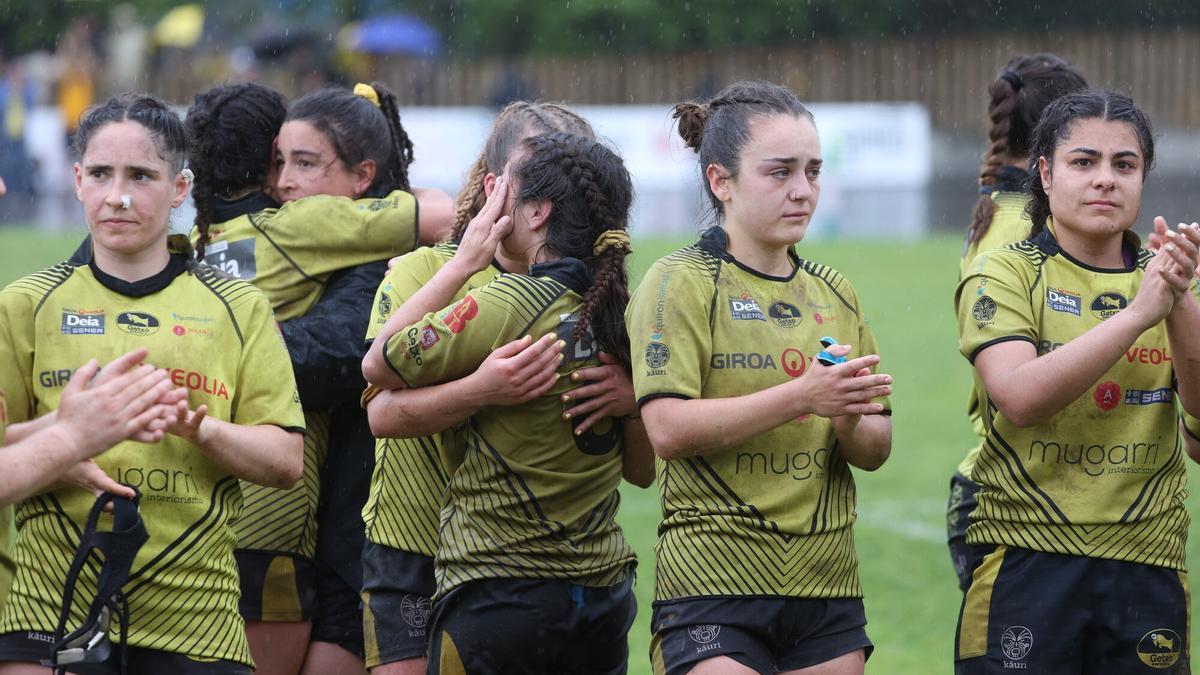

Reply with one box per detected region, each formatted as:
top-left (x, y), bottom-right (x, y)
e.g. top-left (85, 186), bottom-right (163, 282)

top-left (196, 190), bottom-right (418, 322)
top-left (199, 191), bottom-right (415, 565)
top-left (958, 190), bottom-right (1034, 480)
top-left (382, 258), bottom-right (635, 596)
top-left (0, 394), bottom-right (11, 607)
top-left (626, 227), bottom-right (891, 602)
top-left (956, 222), bottom-right (1187, 570)
top-left (362, 243), bottom-right (502, 557)
top-left (0, 250), bottom-right (304, 665)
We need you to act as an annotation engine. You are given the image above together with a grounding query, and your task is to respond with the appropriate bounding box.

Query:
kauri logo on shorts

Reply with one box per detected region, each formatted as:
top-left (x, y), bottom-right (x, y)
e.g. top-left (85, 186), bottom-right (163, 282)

top-left (687, 624), bottom-right (720, 644)
top-left (1001, 625), bottom-right (1032, 662)
top-left (117, 311), bottom-right (160, 336)
top-left (1137, 628), bottom-right (1181, 668)
top-left (400, 594), bottom-right (431, 630)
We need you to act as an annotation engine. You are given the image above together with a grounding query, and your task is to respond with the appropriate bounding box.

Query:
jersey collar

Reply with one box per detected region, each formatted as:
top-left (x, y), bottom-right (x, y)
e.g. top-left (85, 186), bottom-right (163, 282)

top-left (529, 257), bottom-right (592, 295)
top-left (980, 165), bottom-right (1027, 195)
top-left (1034, 218), bottom-right (1142, 273)
top-left (212, 191), bottom-right (278, 223)
top-left (696, 225), bottom-right (801, 282)
top-left (87, 252), bottom-right (190, 298)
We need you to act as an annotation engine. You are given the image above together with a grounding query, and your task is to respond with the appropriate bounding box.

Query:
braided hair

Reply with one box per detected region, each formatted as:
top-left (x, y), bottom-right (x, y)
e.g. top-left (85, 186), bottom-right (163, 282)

top-left (449, 101), bottom-right (594, 242)
top-left (75, 93), bottom-right (186, 172)
top-left (967, 54), bottom-right (1087, 245)
top-left (184, 82), bottom-right (287, 262)
top-left (673, 80), bottom-right (812, 217)
top-left (286, 81), bottom-right (414, 198)
top-left (1026, 89), bottom-right (1155, 235)
top-left (512, 132), bottom-right (633, 369)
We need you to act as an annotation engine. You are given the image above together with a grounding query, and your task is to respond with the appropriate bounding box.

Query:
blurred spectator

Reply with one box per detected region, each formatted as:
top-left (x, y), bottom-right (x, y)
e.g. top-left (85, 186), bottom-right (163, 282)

top-left (56, 20), bottom-right (99, 148)
top-left (0, 57), bottom-right (37, 198)
top-left (106, 4), bottom-right (148, 93)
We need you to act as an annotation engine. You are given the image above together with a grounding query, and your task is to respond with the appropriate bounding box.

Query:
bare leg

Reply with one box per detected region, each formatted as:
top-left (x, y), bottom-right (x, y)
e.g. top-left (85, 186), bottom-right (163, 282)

top-left (299, 641), bottom-right (367, 675)
top-left (782, 649), bottom-right (866, 675)
top-left (245, 621), bottom-right (312, 675)
top-left (370, 657), bottom-right (427, 675)
top-left (687, 656), bottom-right (760, 674)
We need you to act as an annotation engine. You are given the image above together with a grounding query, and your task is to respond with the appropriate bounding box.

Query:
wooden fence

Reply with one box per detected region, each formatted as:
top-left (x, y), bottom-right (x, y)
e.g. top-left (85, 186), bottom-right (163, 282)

top-left (369, 29), bottom-right (1200, 131)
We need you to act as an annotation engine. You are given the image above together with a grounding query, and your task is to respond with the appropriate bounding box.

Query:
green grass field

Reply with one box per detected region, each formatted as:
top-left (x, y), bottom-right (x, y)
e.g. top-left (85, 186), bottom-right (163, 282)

top-left (1, 228), bottom-right (1197, 674)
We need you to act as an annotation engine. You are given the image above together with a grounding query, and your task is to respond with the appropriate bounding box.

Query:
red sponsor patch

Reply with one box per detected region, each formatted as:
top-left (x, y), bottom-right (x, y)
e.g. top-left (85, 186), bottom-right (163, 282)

top-left (814, 313), bottom-right (824, 325)
top-left (173, 325), bottom-right (186, 336)
top-left (419, 324), bottom-right (440, 350)
top-left (1094, 381), bottom-right (1121, 411)
top-left (441, 296), bottom-right (479, 334)
top-left (781, 349), bottom-right (807, 377)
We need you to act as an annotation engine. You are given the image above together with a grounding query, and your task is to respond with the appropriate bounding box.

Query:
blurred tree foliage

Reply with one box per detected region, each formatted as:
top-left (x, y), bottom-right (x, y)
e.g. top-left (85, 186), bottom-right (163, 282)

top-left (5, 0), bottom-right (1200, 58)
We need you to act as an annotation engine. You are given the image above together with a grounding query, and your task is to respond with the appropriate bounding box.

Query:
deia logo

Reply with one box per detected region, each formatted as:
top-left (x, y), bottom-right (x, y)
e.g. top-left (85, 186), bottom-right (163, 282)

top-left (1001, 625), bottom-right (1033, 664)
top-left (1137, 628), bottom-right (1182, 669)
top-left (1091, 292), bottom-right (1128, 320)
top-left (61, 310), bottom-right (105, 335)
top-left (728, 294), bottom-right (766, 321)
top-left (204, 238), bottom-right (257, 279)
top-left (116, 311), bottom-right (160, 336)
top-left (1046, 288), bottom-right (1081, 316)
top-left (768, 301), bottom-right (802, 327)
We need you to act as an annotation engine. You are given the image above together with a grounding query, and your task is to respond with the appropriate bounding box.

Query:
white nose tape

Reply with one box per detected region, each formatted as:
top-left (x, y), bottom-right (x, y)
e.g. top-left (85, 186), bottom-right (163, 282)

top-left (120, 195), bottom-right (131, 209)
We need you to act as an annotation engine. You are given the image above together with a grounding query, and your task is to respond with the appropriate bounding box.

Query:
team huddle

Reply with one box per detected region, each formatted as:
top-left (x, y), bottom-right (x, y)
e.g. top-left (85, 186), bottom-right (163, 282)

top-left (0, 51), bottom-right (1195, 675)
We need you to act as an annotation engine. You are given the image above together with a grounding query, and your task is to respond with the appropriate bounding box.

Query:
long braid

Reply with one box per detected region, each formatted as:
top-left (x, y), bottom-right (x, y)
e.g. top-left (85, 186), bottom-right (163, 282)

top-left (966, 77), bottom-right (1018, 246)
top-left (449, 156), bottom-right (488, 242)
top-left (372, 81), bottom-right (413, 193)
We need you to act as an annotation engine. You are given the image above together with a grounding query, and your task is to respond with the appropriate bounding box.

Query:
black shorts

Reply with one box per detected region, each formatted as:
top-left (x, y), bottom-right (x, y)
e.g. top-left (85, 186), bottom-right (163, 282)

top-left (360, 542), bottom-right (435, 668)
top-left (946, 471), bottom-right (989, 592)
top-left (0, 631), bottom-right (250, 674)
top-left (235, 550), bottom-right (318, 622)
top-left (649, 596), bottom-right (872, 675)
top-left (310, 401), bottom-right (375, 657)
top-left (956, 545), bottom-right (1191, 674)
top-left (428, 575), bottom-right (636, 675)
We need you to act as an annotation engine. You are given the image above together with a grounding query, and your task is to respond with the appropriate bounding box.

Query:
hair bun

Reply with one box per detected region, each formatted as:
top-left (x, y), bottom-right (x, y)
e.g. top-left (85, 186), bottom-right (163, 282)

top-left (672, 101), bottom-right (709, 151)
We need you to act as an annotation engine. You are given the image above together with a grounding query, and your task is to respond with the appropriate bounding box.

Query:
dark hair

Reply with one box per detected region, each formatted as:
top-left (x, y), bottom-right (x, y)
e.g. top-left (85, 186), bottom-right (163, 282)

top-left (449, 101), bottom-right (594, 242)
top-left (1026, 89), bottom-right (1155, 235)
top-left (286, 82), bottom-right (414, 198)
top-left (185, 82), bottom-right (288, 262)
top-left (513, 132), bottom-right (633, 369)
top-left (967, 54), bottom-right (1087, 245)
top-left (75, 92), bottom-right (187, 173)
top-left (673, 80), bottom-right (813, 215)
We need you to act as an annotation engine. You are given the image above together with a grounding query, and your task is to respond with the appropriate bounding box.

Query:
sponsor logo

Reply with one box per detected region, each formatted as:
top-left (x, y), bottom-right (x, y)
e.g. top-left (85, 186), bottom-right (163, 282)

top-left (688, 624), bottom-right (720, 645)
top-left (440, 296), bottom-right (478, 334)
top-left (204, 238), bottom-right (257, 279)
top-left (400, 594), bottom-right (431, 630)
top-left (403, 327), bottom-right (424, 365)
top-left (1137, 629), bottom-right (1182, 668)
top-left (1027, 437), bottom-right (1163, 477)
top-left (645, 342), bottom-right (670, 372)
top-left (1094, 381), bottom-right (1121, 411)
top-left (555, 313), bottom-right (598, 363)
top-left (1036, 340), bottom-right (1064, 355)
top-left (728, 294), bottom-right (766, 321)
top-left (1046, 288), bottom-right (1081, 316)
top-left (736, 449), bottom-right (828, 481)
top-left (26, 632), bottom-right (53, 644)
top-left (1125, 347), bottom-right (1171, 365)
top-left (972, 295), bottom-right (997, 323)
top-left (169, 369), bottom-right (230, 400)
top-left (768, 301), bottom-right (802, 327)
top-left (116, 311), bottom-right (160, 336)
top-left (377, 293), bottom-right (393, 318)
top-left (780, 349), bottom-right (808, 377)
top-left (1001, 626), bottom-right (1033, 665)
top-left (651, 272), bottom-right (669, 341)
top-left (418, 325), bottom-right (439, 350)
top-left (1125, 388), bottom-right (1174, 406)
top-left (171, 312), bottom-right (215, 324)
top-left (1091, 292), bottom-right (1128, 320)
top-left (115, 465), bottom-right (202, 504)
top-left (38, 369), bottom-right (74, 388)
top-left (710, 353), bottom-right (777, 370)
top-left (61, 310), bottom-right (105, 335)
top-left (813, 311), bottom-right (833, 325)
top-left (173, 325), bottom-right (187, 337)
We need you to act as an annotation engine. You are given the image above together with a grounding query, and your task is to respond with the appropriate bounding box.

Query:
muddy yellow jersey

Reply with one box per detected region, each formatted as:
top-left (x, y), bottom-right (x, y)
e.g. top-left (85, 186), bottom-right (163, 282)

top-left (958, 191), bottom-right (1033, 479)
top-left (197, 190), bottom-right (418, 322)
top-left (362, 243), bottom-right (502, 557)
top-left (626, 227), bottom-right (890, 601)
top-left (383, 259), bottom-right (635, 596)
top-left (0, 253), bottom-right (304, 665)
top-left (957, 225), bottom-right (1186, 569)
top-left (199, 191), bottom-right (415, 563)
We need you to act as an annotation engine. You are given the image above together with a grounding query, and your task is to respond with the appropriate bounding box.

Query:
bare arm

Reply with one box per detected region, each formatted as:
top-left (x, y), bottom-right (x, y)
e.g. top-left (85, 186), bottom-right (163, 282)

top-left (1157, 223), bottom-right (1200, 415)
top-left (170, 403), bottom-right (303, 488)
top-left (619, 417), bottom-right (655, 488)
top-left (641, 348), bottom-right (891, 460)
top-left (413, 187), bottom-right (455, 245)
top-left (367, 333), bottom-right (563, 438)
top-left (830, 412), bottom-right (892, 471)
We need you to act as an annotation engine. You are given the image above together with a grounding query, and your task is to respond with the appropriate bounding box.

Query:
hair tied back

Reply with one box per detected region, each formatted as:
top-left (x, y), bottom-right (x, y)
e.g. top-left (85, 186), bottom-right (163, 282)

top-left (999, 70), bottom-right (1024, 93)
top-left (593, 229), bottom-right (632, 256)
top-left (672, 101), bottom-right (710, 151)
top-left (353, 83), bottom-right (381, 108)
